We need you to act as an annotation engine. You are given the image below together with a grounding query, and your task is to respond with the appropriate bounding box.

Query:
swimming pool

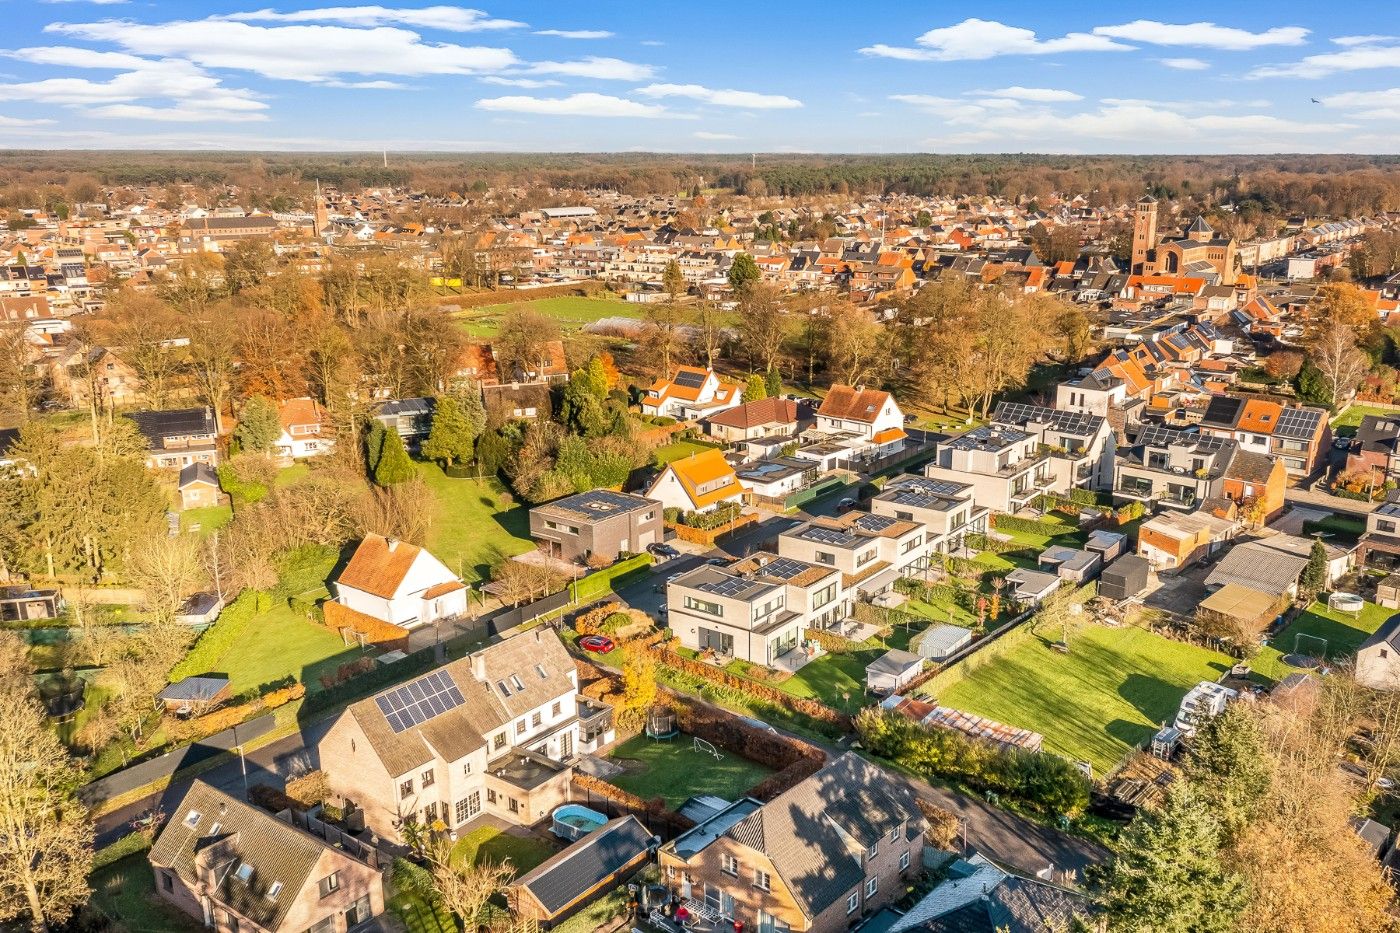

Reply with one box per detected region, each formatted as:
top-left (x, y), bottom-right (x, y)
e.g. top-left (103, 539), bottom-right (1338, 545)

top-left (551, 804), bottom-right (608, 841)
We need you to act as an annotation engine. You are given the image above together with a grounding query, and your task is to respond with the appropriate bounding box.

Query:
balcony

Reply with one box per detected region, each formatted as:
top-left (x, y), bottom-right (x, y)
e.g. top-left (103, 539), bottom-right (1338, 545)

top-left (1114, 483), bottom-right (1159, 502)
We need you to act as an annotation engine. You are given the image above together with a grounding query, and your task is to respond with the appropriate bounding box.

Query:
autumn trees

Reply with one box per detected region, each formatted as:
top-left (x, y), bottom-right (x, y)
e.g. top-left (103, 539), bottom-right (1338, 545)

top-left (0, 633), bottom-right (93, 933)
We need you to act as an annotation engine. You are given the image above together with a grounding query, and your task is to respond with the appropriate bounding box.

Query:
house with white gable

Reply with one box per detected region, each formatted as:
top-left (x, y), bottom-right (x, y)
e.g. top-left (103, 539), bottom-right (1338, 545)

top-left (641, 365), bottom-right (743, 421)
top-left (815, 384), bottom-right (906, 447)
top-left (275, 397), bottom-right (336, 462)
top-left (331, 533), bottom-right (468, 629)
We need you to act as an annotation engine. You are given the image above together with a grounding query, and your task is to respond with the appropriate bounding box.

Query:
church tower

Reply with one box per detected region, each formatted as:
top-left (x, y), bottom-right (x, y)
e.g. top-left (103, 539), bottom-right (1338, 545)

top-left (1131, 194), bottom-right (1158, 271)
top-left (313, 179), bottom-right (329, 239)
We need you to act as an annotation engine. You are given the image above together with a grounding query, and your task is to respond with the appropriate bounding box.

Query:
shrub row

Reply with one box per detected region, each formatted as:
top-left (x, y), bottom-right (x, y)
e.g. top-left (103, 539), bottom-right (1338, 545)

top-left (168, 590), bottom-right (261, 682)
top-left (93, 831), bottom-right (151, 871)
top-left (802, 626), bottom-right (864, 655)
top-left (248, 782), bottom-right (305, 815)
top-left (990, 514), bottom-right (1077, 536)
top-left (166, 682), bottom-right (306, 743)
top-left (677, 501), bottom-right (745, 530)
top-left (300, 646), bottom-right (437, 714)
top-left (576, 554), bottom-right (653, 602)
top-left (673, 701), bottom-right (826, 801)
top-left (858, 708), bottom-right (1089, 817)
top-left (574, 771), bottom-right (675, 818)
top-left (574, 601), bottom-right (625, 636)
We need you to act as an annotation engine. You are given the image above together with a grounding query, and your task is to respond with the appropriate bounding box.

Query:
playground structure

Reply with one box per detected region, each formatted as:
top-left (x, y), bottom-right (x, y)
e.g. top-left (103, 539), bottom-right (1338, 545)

top-left (693, 736), bottom-right (724, 761)
top-left (646, 706), bottom-right (678, 741)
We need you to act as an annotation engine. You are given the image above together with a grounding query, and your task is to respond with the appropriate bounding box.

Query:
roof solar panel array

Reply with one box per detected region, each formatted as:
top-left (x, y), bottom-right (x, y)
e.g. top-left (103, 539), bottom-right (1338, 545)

top-left (758, 557), bottom-right (813, 580)
top-left (851, 513), bottom-right (899, 532)
top-left (800, 525), bottom-right (859, 546)
top-left (374, 670), bottom-right (466, 734)
top-left (992, 402), bottom-right (1102, 436)
top-left (1274, 407), bottom-right (1322, 440)
top-left (1137, 425), bottom-right (1229, 452)
top-left (674, 370), bottom-right (706, 389)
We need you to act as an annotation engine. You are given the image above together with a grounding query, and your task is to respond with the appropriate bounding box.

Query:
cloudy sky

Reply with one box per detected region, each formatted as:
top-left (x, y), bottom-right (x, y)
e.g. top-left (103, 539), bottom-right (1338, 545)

top-left (1, 0), bottom-right (1398, 152)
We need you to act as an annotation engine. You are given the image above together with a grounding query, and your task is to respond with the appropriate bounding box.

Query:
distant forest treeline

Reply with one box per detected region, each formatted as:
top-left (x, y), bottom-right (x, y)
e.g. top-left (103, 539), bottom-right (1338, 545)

top-left (3, 151), bottom-right (1400, 218)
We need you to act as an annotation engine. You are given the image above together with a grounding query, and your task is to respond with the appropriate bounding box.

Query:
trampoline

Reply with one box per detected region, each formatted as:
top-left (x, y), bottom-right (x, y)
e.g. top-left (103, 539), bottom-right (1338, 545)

top-left (646, 707), bottom-right (678, 741)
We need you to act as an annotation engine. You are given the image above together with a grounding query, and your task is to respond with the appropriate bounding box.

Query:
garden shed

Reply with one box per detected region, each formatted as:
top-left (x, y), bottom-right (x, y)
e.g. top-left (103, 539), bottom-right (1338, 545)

top-left (865, 648), bottom-right (925, 696)
top-left (912, 623), bottom-right (974, 661)
top-left (1099, 555), bottom-right (1151, 601)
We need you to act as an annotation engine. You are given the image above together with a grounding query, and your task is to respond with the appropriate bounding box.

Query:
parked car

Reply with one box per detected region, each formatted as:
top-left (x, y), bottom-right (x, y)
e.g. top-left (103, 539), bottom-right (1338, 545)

top-left (837, 497), bottom-right (856, 510)
top-left (578, 635), bottom-right (616, 653)
top-left (705, 557), bottom-right (730, 566)
top-left (647, 542), bottom-right (681, 559)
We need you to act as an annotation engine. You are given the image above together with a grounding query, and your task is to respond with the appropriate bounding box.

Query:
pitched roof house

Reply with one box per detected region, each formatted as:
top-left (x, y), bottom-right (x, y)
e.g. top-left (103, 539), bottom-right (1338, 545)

top-left (331, 534), bottom-right (467, 629)
top-left (127, 407), bottom-right (219, 470)
top-left (658, 753), bottom-right (925, 933)
top-left (646, 448), bottom-right (746, 514)
top-left (816, 384), bottom-right (905, 446)
top-left (642, 366), bottom-right (742, 421)
top-left (274, 398), bottom-right (335, 462)
top-left (148, 781), bottom-right (384, 933)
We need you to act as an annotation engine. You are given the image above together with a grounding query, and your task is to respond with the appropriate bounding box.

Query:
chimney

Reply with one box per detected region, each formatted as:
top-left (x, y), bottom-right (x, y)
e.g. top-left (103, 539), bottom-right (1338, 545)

top-left (386, 537), bottom-right (399, 552)
top-left (471, 652), bottom-right (486, 682)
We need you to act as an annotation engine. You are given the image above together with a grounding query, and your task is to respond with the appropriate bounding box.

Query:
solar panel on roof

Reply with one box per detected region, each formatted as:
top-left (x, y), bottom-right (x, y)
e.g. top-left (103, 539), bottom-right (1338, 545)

top-left (378, 670), bottom-right (467, 734)
top-left (1275, 407), bottom-right (1322, 440)
top-left (760, 557), bottom-right (811, 580)
top-left (802, 526), bottom-right (857, 546)
top-left (853, 513), bottom-right (898, 531)
top-left (674, 370), bottom-right (706, 389)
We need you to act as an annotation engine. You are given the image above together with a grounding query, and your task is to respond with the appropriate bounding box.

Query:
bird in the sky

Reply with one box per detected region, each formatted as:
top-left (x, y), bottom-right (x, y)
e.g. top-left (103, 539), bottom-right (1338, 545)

top-left (1311, 97), bottom-right (1321, 104)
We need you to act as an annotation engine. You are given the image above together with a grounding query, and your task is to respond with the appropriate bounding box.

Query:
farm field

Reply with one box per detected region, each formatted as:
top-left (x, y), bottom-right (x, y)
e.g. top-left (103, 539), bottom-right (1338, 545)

top-left (926, 623), bottom-right (1232, 776)
top-left (454, 296), bottom-right (637, 337)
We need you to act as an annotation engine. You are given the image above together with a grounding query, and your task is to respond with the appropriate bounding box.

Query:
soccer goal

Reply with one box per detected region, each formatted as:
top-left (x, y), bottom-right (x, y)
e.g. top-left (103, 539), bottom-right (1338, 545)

top-left (693, 737), bottom-right (724, 761)
top-left (1294, 632), bottom-right (1327, 663)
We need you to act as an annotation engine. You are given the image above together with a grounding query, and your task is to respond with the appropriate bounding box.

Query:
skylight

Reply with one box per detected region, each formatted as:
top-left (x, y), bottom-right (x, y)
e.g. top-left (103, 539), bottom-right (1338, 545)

top-left (535, 664), bottom-right (548, 679)
top-left (497, 680), bottom-right (511, 696)
top-left (235, 862), bottom-right (254, 883)
top-left (267, 881), bottom-right (283, 899)
top-left (184, 810), bottom-right (201, 828)
top-left (509, 674), bottom-right (525, 692)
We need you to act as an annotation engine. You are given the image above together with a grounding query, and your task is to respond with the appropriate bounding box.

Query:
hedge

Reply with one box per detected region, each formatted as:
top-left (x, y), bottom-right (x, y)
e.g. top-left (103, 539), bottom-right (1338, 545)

top-left (802, 626), bottom-right (863, 655)
top-left (575, 554), bottom-right (654, 603)
top-left (168, 590), bottom-right (261, 682)
top-left (93, 831), bottom-right (151, 871)
top-left (645, 643), bottom-right (851, 729)
top-left (300, 646), bottom-right (437, 714)
top-left (990, 514), bottom-right (1077, 536)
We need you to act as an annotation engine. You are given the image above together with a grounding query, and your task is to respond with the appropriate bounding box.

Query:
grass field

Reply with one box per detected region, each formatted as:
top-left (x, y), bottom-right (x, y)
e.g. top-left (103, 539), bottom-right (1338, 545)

top-left (180, 503), bottom-right (233, 536)
top-left (1333, 404), bottom-right (1399, 436)
top-left (927, 623), bottom-right (1232, 775)
top-left (451, 826), bottom-right (554, 874)
top-left (454, 296), bottom-right (636, 337)
top-left (654, 438), bottom-right (723, 465)
top-left (213, 603), bottom-right (362, 695)
top-left (1251, 598), bottom-right (1391, 684)
top-left (607, 733), bottom-right (774, 807)
top-left (417, 462), bottom-right (534, 584)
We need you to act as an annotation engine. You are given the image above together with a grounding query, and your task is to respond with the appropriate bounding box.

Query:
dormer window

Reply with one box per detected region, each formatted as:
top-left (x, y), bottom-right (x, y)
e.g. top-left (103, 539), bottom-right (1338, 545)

top-left (497, 680), bottom-right (511, 697)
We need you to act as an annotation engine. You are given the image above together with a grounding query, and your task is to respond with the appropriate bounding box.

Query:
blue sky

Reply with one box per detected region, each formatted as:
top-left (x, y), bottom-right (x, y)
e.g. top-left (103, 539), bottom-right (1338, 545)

top-left (0, 1), bottom-right (1398, 152)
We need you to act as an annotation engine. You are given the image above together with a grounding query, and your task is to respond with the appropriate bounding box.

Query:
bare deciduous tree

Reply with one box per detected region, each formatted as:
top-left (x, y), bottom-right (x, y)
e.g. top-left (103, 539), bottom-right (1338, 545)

top-left (427, 837), bottom-right (515, 929)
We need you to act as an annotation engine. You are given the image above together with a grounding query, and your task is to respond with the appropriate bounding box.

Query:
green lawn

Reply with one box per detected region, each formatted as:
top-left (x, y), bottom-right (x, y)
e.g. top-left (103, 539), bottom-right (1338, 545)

top-left (454, 296), bottom-right (636, 337)
top-left (451, 826), bottom-right (553, 875)
top-left (905, 594), bottom-right (980, 629)
top-left (213, 603), bottom-right (363, 695)
top-left (1333, 404), bottom-right (1399, 436)
top-left (417, 462), bottom-right (534, 584)
top-left (654, 438), bottom-right (723, 465)
top-left (91, 853), bottom-right (200, 932)
top-left (390, 891), bottom-right (457, 933)
top-left (180, 504), bottom-right (233, 536)
top-left (607, 732), bottom-right (774, 807)
top-left (926, 623), bottom-right (1233, 775)
top-left (1251, 598), bottom-right (1392, 684)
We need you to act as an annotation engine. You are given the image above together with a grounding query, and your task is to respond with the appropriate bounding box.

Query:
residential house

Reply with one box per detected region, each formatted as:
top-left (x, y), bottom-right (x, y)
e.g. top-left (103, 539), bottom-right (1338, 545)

top-left (736, 457), bottom-right (820, 501)
top-left (178, 215), bottom-right (277, 252)
top-left (642, 366), bottom-right (742, 420)
top-left (989, 402), bottom-right (1116, 492)
top-left (128, 407), bottom-right (220, 470)
top-left (317, 629), bottom-right (584, 843)
top-left (1222, 449), bottom-right (1288, 524)
top-left (1346, 414), bottom-right (1400, 485)
top-left (178, 462), bottom-right (222, 510)
top-left (370, 397), bottom-right (435, 447)
top-left (924, 426), bottom-right (1057, 514)
top-left (458, 340), bottom-right (570, 388)
top-left (1114, 427), bottom-right (1239, 512)
top-left (778, 510), bottom-right (932, 598)
top-left (274, 398), bottom-right (335, 461)
top-left (1358, 616), bottom-right (1400, 690)
top-left (889, 851), bottom-right (1088, 933)
top-left (1136, 510), bottom-right (1237, 571)
top-left (1197, 395), bottom-right (1330, 475)
top-left (529, 489), bottom-right (662, 563)
top-left (1356, 498), bottom-right (1400, 570)
top-left (329, 534), bottom-right (467, 630)
top-left (869, 475), bottom-right (989, 555)
top-left (667, 551), bottom-right (849, 667)
top-left (656, 753), bottom-right (924, 933)
top-left (705, 397), bottom-right (804, 444)
top-left (148, 781), bottom-right (384, 933)
top-left (645, 448), bottom-right (746, 514)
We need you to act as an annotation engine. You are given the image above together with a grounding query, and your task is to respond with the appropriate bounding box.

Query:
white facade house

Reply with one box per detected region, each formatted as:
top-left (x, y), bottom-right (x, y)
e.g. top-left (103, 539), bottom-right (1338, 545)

top-left (641, 366), bottom-right (743, 420)
top-left (332, 534), bottom-right (468, 629)
top-left (275, 397), bottom-right (336, 461)
top-left (644, 448), bottom-right (746, 514)
top-left (814, 384), bottom-right (906, 446)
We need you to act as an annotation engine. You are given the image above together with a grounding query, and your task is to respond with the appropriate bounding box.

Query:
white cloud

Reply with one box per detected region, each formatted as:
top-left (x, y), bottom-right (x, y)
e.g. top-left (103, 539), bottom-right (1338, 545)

top-left (1321, 88), bottom-right (1400, 120)
top-left (694, 131), bottom-right (738, 140)
top-left (635, 83), bottom-right (801, 109)
top-left (1250, 38), bottom-right (1400, 78)
top-left (479, 75), bottom-right (561, 88)
top-left (861, 18), bottom-right (1131, 62)
top-left (1159, 57), bottom-right (1210, 70)
top-left (534, 29), bottom-right (612, 39)
top-left (528, 56), bottom-right (656, 80)
top-left (1333, 35), bottom-right (1397, 47)
top-left (639, 39), bottom-right (664, 47)
top-left (6, 45), bottom-right (149, 69)
top-left (220, 6), bottom-right (524, 31)
top-left (474, 92), bottom-right (678, 118)
top-left (1092, 21), bottom-right (1307, 49)
top-left (973, 86), bottom-right (1081, 102)
top-left (47, 18), bottom-right (520, 82)
top-left (0, 115), bottom-right (56, 126)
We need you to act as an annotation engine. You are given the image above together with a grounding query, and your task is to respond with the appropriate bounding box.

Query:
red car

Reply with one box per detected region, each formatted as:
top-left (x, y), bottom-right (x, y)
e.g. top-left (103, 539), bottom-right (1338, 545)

top-left (579, 635), bottom-right (615, 653)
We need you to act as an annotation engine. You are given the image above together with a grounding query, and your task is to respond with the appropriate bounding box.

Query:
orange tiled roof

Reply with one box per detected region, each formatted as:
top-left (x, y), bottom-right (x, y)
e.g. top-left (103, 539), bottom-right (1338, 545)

top-left (669, 448), bottom-right (742, 508)
top-left (1238, 398), bottom-right (1283, 434)
top-left (820, 384), bottom-right (891, 423)
top-left (278, 397), bottom-right (325, 432)
top-left (337, 533), bottom-right (421, 599)
top-left (872, 427), bottom-right (907, 445)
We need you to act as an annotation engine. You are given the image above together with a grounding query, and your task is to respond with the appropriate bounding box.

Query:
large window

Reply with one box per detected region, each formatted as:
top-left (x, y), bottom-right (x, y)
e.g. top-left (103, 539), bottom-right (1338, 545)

top-left (683, 596), bottom-right (723, 617)
top-left (399, 779), bottom-right (413, 799)
top-left (317, 873), bottom-right (340, 899)
top-left (753, 595), bottom-right (784, 622)
top-left (455, 792), bottom-right (480, 825)
top-left (812, 582), bottom-right (837, 609)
